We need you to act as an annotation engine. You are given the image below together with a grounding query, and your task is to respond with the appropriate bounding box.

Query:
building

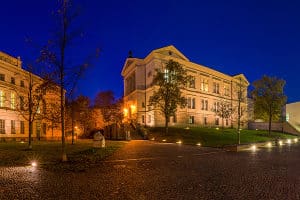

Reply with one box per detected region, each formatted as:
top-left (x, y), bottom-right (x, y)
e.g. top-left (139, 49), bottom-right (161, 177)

top-left (121, 45), bottom-right (249, 128)
top-left (285, 102), bottom-right (300, 132)
top-left (0, 51), bottom-right (61, 141)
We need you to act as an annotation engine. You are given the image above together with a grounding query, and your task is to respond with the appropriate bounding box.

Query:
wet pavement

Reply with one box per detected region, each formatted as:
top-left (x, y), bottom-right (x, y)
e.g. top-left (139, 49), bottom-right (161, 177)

top-left (1, 140), bottom-right (300, 199)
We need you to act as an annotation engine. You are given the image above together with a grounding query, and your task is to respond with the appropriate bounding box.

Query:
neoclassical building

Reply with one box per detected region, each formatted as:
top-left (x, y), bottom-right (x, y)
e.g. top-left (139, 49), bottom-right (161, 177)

top-left (0, 51), bottom-right (61, 140)
top-left (121, 45), bottom-right (249, 128)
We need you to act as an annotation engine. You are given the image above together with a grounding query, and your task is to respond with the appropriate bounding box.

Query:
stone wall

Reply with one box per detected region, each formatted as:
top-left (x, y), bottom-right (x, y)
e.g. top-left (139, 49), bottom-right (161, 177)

top-left (248, 122), bottom-right (299, 135)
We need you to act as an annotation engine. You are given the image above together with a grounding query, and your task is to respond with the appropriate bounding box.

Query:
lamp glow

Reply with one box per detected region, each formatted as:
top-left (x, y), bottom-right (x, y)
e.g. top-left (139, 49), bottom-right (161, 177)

top-left (150, 137), bottom-right (155, 141)
top-left (266, 142), bottom-right (272, 147)
top-left (196, 143), bottom-right (201, 146)
top-left (294, 138), bottom-right (298, 142)
top-left (287, 139), bottom-right (291, 144)
top-left (176, 140), bottom-right (182, 144)
top-left (31, 161), bottom-right (37, 167)
top-left (162, 139), bottom-right (166, 142)
top-left (251, 145), bottom-right (256, 151)
top-left (279, 141), bottom-right (283, 146)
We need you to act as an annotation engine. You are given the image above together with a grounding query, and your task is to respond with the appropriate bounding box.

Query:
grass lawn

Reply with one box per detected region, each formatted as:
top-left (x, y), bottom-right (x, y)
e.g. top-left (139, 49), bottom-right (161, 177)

top-left (148, 127), bottom-right (298, 147)
top-left (0, 139), bottom-right (126, 172)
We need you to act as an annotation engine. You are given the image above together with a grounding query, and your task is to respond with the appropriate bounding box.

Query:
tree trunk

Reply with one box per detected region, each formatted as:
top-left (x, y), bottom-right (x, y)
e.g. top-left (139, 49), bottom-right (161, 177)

top-left (165, 116), bottom-right (169, 135)
top-left (222, 118), bottom-right (224, 133)
top-left (268, 114), bottom-right (272, 136)
top-left (28, 120), bottom-right (33, 149)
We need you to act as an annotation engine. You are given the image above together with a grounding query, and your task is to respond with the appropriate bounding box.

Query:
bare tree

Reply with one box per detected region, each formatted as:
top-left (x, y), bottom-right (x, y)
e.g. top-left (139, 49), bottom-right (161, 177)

top-left (38, 0), bottom-right (99, 161)
top-left (13, 65), bottom-right (49, 149)
top-left (234, 77), bottom-right (248, 144)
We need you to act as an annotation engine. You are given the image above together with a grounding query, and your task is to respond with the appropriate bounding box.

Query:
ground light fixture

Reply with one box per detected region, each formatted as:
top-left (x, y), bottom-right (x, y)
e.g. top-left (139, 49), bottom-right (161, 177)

top-left (294, 138), bottom-right (298, 143)
top-left (176, 140), bottom-right (182, 144)
top-left (150, 137), bottom-right (155, 141)
top-left (266, 142), bottom-right (272, 147)
top-left (278, 140), bottom-right (283, 146)
top-left (162, 139), bottom-right (166, 142)
top-left (251, 145), bottom-right (257, 151)
top-left (196, 143), bottom-right (201, 146)
top-left (287, 139), bottom-right (292, 144)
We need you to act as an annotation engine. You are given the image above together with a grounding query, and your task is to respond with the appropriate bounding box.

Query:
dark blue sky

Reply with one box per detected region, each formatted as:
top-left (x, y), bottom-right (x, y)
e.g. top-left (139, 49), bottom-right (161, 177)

top-left (1, 0), bottom-right (299, 103)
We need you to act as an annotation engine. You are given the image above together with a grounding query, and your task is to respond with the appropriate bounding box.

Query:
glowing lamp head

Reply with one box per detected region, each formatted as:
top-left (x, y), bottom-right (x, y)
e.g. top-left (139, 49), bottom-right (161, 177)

top-left (162, 139), bottom-right (166, 142)
top-left (287, 139), bottom-right (291, 144)
top-left (267, 142), bottom-right (272, 147)
top-left (31, 161), bottom-right (37, 167)
top-left (176, 140), bottom-right (182, 144)
top-left (279, 141), bottom-right (283, 146)
top-left (216, 127), bottom-right (219, 130)
top-left (196, 143), bottom-right (201, 146)
top-left (251, 145), bottom-right (256, 151)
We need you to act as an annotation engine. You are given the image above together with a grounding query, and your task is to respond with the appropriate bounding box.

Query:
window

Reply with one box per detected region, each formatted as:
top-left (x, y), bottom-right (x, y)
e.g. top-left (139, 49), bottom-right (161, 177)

top-left (20, 96), bottom-right (25, 110)
top-left (188, 76), bottom-right (195, 88)
top-left (142, 115), bottom-right (145, 123)
top-left (20, 121), bottom-right (25, 134)
top-left (224, 85), bottom-right (230, 96)
top-left (37, 106), bottom-right (41, 114)
top-left (11, 120), bottom-right (16, 134)
top-left (0, 91), bottom-right (5, 107)
top-left (213, 102), bottom-right (220, 112)
top-left (204, 117), bottom-right (207, 125)
top-left (142, 102), bottom-right (145, 108)
top-left (173, 115), bottom-right (177, 123)
top-left (20, 80), bottom-right (25, 87)
top-left (189, 116), bottom-right (195, 124)
top-left (213, 82), bottom-right (220, 94)
top-left (187, 97), bottom-right (196, 109)
top-left (201, 99), bottom-right (208, 110)
top-left (11, 93), bottom-right (15, 109)
top-left (201, 79), bottom-right (208, 92)
top-left (0, 74), bottom-right (5, 81)
top-left (147, 115), bottom-right (151, 123)
top-left (215, 118), bottom-right (219, 125)
top-left (11, 77), bottom-right (15, 84)
top-left (0, 120), bottom-right (5, 134)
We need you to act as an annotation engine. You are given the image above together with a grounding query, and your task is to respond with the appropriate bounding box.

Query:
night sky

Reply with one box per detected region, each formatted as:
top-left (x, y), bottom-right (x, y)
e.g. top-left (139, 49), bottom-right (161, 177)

top-left (1, 0), bottom-right (299, 103)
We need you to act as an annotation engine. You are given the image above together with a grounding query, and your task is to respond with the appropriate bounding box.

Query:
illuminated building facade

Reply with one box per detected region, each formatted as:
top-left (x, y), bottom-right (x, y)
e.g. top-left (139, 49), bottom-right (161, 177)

top-left (0, 51), bottom-right (61, 140)
top-left (121, 45), bottom-right (249, 128)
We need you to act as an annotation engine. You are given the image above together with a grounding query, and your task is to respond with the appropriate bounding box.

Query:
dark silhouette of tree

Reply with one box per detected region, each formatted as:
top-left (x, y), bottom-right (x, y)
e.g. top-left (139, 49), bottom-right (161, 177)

top-left (252, 75), bottom-right (286, 135)
top-left (149, 60), bottom-right (189, 135)
top-left (38, 0), bottom-right (99, 161)
top-left (94, 91), bottom-right (123, 125)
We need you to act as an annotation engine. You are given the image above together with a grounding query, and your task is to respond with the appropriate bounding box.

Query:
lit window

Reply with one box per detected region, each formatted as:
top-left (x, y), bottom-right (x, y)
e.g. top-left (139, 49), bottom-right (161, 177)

top-left (201, 79), bottom-right (208, 92)
top-left (10, 93), bottom-right (15, 109)
top-left (0, 91), bottom-right (5, 107)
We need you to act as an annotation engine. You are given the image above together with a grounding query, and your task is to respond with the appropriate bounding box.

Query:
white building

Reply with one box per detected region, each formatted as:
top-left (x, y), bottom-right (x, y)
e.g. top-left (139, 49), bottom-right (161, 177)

top-left (121, 45), bottom-right (249, 128)
top-left (0, 51), bottom-right (61, 141)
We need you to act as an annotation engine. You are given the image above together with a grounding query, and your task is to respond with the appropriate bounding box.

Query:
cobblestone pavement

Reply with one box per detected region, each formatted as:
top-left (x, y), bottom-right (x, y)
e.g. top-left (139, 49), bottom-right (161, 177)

top-left (1, 140), bottom-right (300, 200)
